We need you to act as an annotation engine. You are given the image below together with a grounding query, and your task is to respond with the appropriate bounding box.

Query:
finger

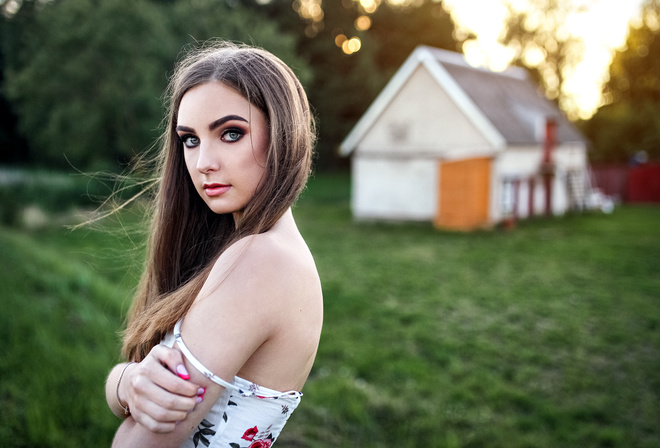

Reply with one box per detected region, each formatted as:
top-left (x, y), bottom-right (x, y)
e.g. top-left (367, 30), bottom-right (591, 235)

top-left (150, 345), bottom-right (188, 377)
top-left (132, 373), bottom-right (199, 412)
top-left (133, 395), bottom-right (191, 425)
top-left (131, 407), bottom-right (178, 434)
top-left (150, 362), bottom-right (201, 398)
top-left (143, 348), bottom-right (201, 397)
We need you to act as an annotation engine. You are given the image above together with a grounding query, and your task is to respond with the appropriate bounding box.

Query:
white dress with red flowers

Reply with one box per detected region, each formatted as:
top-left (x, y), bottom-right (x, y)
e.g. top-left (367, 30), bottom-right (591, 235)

top-left (161, 320), bottom-right (303, 448)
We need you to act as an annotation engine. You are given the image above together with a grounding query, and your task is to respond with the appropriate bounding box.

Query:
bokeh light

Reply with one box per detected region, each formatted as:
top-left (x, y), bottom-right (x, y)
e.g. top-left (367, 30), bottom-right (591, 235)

top-left (2, 0), bottom-right (22, 17)
top-left (355, 15), bottom-right (372, 31)
top-left (358, 0), bottom-right (380, 14)
top-left (342, 37), bottom-right (362, 54)
top-left (293, 0), bottom-right (324, 22)
top-left (335, 33), bottom-right (348, 47)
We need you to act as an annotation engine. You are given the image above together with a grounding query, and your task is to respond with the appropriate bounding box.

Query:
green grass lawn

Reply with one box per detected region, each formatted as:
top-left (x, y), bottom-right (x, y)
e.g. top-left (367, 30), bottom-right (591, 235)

top-left (1, 173), bottom-right (659, 447)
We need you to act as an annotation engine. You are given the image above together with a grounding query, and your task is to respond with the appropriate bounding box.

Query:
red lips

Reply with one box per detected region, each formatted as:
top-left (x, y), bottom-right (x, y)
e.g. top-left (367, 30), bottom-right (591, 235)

top-left (203, 183), bottom-right (231, 197)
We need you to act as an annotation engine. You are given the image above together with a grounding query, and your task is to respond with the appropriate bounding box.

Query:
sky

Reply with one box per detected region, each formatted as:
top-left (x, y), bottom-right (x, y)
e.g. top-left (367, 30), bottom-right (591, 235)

top-left (440, 0), bottom-right (646, 119)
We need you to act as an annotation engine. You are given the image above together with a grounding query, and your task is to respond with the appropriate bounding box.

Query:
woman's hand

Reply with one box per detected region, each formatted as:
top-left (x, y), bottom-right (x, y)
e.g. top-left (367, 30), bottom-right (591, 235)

top-left (119, 345), bottom-right (205, 433)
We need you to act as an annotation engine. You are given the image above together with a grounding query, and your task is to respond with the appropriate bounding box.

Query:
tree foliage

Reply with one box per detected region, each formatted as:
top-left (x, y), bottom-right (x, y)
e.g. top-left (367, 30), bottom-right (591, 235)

top-left (3, 0), bottom-right (174, 169)
top-left (580, 0), bottom-right (660, 164)
top-left (1, 0), bottom-right (306, 170)
top-left (499, 0), bottom-right (586, 117)
top-left (603, 0), bottom-right (660, 105)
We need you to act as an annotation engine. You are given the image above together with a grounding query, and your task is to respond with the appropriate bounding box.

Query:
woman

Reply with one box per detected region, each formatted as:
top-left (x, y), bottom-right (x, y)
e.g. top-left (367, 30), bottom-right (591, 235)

top-left (104, 41), bottom-right (323, 447)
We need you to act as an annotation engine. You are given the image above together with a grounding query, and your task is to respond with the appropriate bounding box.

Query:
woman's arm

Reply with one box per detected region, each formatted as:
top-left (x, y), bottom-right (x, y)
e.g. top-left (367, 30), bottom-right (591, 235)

top-left (110, 236), bottom-right (286, 447)
top-left (111, 373), bottom-right (224, 448)
top-left (105, 345), bottom-right (203, 432)
top-left (106, 362), bottom-right (134, 418)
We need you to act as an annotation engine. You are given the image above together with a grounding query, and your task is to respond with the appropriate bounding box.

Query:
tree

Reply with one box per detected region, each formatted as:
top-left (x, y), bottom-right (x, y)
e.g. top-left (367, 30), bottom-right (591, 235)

top-left (3, 0), bottom-right (175, 170)
top-left (1, 0), bottom-right (307, 171)
top-left (498, 0), bottom-right (586, 117)
top-left (580, 0), bottom-right (660, 163)
top-left (0, 0), bottom-right (40, 164)
top-left (0, 36), bottom-right (28, 164)
top-left (602, 0), bottom-right (660, 105)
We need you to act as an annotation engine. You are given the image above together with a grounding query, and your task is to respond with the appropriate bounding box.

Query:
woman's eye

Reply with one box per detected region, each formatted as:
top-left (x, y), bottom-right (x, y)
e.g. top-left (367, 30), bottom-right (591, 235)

top-left (223, 129), bottom-right (244, 143)
top-left (180, 135), bottom-right (199, 148)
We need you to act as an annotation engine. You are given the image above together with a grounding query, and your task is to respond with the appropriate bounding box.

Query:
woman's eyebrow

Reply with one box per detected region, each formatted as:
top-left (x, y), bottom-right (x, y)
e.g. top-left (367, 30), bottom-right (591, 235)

top-left (175, 125), bottom-right (195, 133)
top-left (209, 115), bottom-right (248, 131)
top-left (176, 115), bottom-right (248, 134)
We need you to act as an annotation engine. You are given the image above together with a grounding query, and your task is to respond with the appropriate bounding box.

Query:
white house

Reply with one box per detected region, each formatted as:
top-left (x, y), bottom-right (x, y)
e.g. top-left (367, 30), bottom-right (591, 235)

top-left (340, 46), bottom-right (591, 230)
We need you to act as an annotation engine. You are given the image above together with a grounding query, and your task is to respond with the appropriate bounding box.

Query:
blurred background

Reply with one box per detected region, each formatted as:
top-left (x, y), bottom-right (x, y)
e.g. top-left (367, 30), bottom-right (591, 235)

top-left (0, 0), bottom-right (658, 447)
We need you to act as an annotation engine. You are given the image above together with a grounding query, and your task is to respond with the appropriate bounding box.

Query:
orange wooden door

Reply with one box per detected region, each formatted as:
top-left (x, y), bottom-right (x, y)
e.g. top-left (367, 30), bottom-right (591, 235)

top-left (434, 157), bottom-right (491, 230)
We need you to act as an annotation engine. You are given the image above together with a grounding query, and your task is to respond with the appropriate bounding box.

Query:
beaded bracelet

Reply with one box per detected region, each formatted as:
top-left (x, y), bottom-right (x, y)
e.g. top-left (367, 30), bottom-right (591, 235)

top-left (116, 362), bottom-right (135, 416)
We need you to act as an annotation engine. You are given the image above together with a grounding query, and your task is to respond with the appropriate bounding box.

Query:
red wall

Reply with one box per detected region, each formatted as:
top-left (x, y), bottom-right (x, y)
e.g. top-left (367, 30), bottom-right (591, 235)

top-left (628, 164), bottom-right (660, 203)
top-left (592, 164), bottom-right (660, 203)
top-left (592, 165), bottom-right (629, 201)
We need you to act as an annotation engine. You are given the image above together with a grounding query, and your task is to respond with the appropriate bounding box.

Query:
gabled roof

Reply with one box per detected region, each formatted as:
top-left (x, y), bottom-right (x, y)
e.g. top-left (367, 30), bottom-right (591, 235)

top-left (340, 46), bottom-right (587, 156)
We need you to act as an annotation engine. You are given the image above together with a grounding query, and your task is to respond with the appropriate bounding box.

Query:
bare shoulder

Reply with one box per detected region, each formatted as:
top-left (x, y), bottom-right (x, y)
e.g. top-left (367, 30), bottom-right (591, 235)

top-left (234, 232), bottom-right (319, 297)
top-left (183, 211), bottom-right (322, 391)
top-left (203, 217), bottom-right (322, 311)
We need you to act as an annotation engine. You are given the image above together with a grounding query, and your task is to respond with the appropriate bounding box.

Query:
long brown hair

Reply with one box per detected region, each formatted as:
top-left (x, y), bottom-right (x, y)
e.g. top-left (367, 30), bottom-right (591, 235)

top-left (122, 41), bottom-right (316, 361)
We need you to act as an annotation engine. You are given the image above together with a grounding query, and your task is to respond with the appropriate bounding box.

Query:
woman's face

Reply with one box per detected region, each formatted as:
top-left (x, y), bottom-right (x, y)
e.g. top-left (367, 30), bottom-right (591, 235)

top-left (177, 82), bottom-right (269, 217)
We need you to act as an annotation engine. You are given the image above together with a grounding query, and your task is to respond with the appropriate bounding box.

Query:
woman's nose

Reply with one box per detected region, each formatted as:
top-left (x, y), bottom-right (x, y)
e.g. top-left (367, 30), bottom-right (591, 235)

top-left (196, 143), bottom-right (219, 173)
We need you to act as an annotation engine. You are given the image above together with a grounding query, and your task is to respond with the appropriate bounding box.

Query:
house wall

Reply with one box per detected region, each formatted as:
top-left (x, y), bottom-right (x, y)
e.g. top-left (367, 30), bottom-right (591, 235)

top-left (492, 144), bottom-right (588, 221)
top-left (351, 156), bottom-right (437, 221)
top-left (352, 143), bottom-right (587, 224)
top-left (357, 66), bottom-right (491, 156)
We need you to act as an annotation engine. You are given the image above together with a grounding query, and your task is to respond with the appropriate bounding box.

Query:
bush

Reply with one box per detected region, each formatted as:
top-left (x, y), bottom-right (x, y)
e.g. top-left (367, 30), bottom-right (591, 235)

top-left (0, 168), bottom-right (138, 226)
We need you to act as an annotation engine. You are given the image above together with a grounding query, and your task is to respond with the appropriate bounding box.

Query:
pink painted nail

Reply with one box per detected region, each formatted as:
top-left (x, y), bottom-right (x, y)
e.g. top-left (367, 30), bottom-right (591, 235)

top-left (176, 365), bottom-right (190, 380)
top-left (196, 395), bottom-right (203, 404)
top-left (197, 387), bottom-right (206, 395)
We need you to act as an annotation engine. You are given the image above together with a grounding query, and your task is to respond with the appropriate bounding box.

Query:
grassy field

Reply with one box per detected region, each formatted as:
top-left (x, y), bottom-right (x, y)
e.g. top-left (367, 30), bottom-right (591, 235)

top-left (1, 172), bottom-right (659, 447)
